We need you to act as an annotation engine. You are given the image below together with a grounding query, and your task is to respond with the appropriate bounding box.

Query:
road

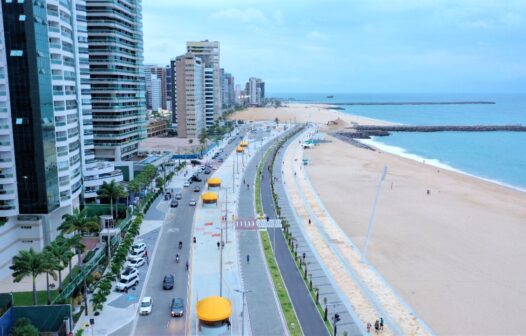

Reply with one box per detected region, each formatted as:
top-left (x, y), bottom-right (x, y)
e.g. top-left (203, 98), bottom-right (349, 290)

top-left (260, 127), bottom-right (330, 336)
top-left (113, 128), bottom-right (246, 336)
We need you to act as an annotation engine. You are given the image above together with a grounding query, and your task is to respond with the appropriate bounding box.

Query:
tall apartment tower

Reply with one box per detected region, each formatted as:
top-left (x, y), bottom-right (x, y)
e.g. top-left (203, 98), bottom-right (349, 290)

top-left (186, 41), bottom-right (220, 128)
top-left (248, 77), bottom-right (265, 106)
top-left (165, 64), bottom-right (172, 112)
top-left (144, 64), bottom-right (166, 110)
top-left (221, 69), bottom-right (235, 109)
top-left (169, 59), bottom-right (177, 125)
top-left (0, 0), bottom-right (122, 278)
top-left (86, 0), bottom-right (147, 161)
top-left (175, 52), bottom-right (204, 138)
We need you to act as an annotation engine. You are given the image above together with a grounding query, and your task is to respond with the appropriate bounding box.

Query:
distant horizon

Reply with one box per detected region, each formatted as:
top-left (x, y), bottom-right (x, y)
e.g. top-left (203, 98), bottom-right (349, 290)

top-left (267, 92), bottom-right (526, 97)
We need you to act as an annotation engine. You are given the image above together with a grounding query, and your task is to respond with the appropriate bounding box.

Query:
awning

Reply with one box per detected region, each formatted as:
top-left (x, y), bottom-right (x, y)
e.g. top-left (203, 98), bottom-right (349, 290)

top-left (196, 296), bottom-right (232, 322)
top-left (207, 177), bottom-right (222, 186)
top-left (201, 192), bottom-right (219, 202)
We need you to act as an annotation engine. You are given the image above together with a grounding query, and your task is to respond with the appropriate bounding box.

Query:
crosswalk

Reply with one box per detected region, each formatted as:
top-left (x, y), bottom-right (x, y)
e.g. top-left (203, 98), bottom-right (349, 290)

top-left (235, 218), bottom-right (282, 230)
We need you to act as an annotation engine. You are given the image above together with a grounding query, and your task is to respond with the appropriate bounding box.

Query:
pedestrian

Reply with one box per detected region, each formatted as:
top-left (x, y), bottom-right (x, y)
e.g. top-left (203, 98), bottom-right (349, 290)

top-left (367, 322), bottom-right (372, 333)
top-left (226, 318), bottom-right (231, 329)
top-left (374, 320), bottom-right (380, 334)
top-left (217, 241), bottom-right (220, 249)
top-left (380, 317), bottom-right (384, 330)
top-left (246, 254), bottom-right (250, 264)
top-left (308, 218), bottom-right (311, 225)
top-left (193, 236), bottom-right (196, 244)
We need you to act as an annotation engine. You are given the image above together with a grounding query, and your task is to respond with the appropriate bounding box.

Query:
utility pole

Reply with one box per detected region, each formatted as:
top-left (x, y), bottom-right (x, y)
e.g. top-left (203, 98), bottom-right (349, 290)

top-left (234, 289), bottom-right (252, 336)
top-left (362, 166), bottom-right (387, 263)
top-left (225, 187), bottom-right (229, 243)
top-left (219, 225), bottom-right (223, 296)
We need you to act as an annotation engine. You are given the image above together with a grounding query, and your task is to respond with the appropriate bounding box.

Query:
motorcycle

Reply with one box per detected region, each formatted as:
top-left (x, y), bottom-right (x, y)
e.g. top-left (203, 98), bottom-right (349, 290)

top-left (176, 254), bottom-right (180, 263)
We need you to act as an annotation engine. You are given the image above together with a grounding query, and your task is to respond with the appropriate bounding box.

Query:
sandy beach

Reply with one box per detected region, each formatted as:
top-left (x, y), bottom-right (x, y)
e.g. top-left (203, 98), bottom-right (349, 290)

top-left (230, 104), bottom-right (526, 335)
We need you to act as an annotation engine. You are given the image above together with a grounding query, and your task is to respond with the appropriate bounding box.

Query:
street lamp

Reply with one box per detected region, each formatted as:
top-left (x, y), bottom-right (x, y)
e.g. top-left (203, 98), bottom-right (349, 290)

top-left (234, 289), bottom-right (253, 336)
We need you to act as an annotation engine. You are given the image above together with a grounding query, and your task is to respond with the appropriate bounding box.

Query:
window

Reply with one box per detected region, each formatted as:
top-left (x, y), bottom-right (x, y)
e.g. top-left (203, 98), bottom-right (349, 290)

top-left (19, 15), bottom-right (26, 21)
top-left (10, 50), bottom-right (23, 57)
top-left (15, 118), bottom-right (24, 125)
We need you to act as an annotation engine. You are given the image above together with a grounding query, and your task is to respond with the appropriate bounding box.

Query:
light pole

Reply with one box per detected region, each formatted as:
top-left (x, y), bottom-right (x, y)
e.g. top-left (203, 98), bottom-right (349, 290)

top-left (219, 225), bottom-right (223, 297)
top-left (234, 289), bottom-right (252, 336)
top-left (362, 166), bottom-right (387, 263)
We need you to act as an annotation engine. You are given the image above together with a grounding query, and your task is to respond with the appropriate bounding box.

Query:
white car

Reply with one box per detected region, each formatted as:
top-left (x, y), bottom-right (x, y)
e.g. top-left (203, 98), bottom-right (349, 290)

top-left (183, 181), bottom-right (190, 187)
top-left (129, 248), bottom-right (146, 259)
top-left (139, 296), bottom-right (153, 315)
top-left (132, 242), bottom-right (146, 252)
top-left (120, 267), bottom-right (139, 282)
top-left (188, 199), bottom-right (197, 206)
top-left (126, 257), bottom-right (146, 268)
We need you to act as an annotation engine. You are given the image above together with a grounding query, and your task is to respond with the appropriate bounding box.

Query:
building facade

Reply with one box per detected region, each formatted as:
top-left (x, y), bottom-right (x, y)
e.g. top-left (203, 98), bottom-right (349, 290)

top-left (0, 0), bottom-right (123, 279)
top-left (144, 64), bottom-right (166, 111)
top-left (248, 77), bottom-right (265, 106)
top-left (146, 118), bottom-right (168, 137)
top-left (165, 64), bottom-right (172, 112)
top-left (186, 41), bottom-right (220, 127)
top-left (175, 52), bottom-right (204, 138)
top-left (86, 0), bottom-right (147, 162)
top-left (221, 69), bottom-right (235, 110)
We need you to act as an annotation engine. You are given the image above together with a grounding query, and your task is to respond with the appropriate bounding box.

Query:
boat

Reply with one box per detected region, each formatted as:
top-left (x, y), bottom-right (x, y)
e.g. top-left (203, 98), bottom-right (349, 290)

top-left (326, 95), bottom-right (334, 98)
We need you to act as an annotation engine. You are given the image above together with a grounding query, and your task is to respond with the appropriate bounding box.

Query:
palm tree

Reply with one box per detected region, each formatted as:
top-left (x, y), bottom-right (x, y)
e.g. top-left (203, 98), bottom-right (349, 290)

top-left (67, 234), bottom-right (86, 268)
top-left (41, 250), bottom-right (59, 304)
top-left (59, 208), bottom-right (99, 237)
top-left (45, 238), bottom-right (71, 291)
top-left (97, 180), bottom-right (128, 219)
top-left (10, 249), bottom-right (46, 305)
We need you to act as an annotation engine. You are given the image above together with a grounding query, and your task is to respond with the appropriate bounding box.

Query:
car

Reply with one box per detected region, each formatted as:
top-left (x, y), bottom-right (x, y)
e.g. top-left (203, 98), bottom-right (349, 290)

top-left (175, 193), bottom-right (182, 200)
top-left (120, 267), bottom-right (138, 281)
top-left (132, 242), bottom-right (146, 252)
top-left (183, 181), bottom-right (190, 187)
top-left (204, 169), bottom-right (211, 174)
top-left (125, 257), bottom-right (146, 268)
top-left (218, 158), bottom-right (224, 163)
top-left (129, 249), bottom-right (146, 259)
top-left (191, 175), bottom-right (202, 182)
top-left (188, 199), bottom-right (197, 206)
top-left (170, 298), bottom-right (184, 317)
top-left (115, 273), bottom-right (139, 292)
top-left (139, 297), bottom-right (153, 315)
top-left (170, 199), bottom-right (179, 208)
top-left (163, 274), bottom-right (174, 290)
top-left (193, 186), bottom-right (201, 192)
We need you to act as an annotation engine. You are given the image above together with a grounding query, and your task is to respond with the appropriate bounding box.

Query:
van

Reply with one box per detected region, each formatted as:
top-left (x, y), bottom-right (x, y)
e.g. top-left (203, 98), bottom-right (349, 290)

top-left (116, 273), bottom-right (139, 292)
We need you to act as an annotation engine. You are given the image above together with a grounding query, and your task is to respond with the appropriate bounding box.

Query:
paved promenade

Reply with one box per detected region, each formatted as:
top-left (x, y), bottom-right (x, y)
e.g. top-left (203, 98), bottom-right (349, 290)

top-left (281, 125), bottom-right (433, 335)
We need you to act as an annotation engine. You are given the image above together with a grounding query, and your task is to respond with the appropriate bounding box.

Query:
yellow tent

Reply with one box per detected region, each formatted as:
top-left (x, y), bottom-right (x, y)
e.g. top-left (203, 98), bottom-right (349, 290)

top-left (196, 296), bottom-right (232, 322)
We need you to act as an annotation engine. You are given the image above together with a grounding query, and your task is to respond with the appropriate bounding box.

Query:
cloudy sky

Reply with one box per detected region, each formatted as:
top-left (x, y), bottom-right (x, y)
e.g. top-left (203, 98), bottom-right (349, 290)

top-left (143, 0), bottom-right (526, 94)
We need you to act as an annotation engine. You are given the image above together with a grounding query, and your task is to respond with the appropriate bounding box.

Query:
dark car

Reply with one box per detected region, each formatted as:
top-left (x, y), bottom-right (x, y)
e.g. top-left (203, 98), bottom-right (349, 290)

top-left (204, 168), bottom-right (211, 175)
top-left (170, 298), bottom-right (184, 317)
top-left (170, 199), bottom-right (179, 208)
top-left (190, 159), bottom-right (202, 165)
top-left (163, 274), bottom-right (174, 290)
top-left (193, 186), bottom-right (201, 192)
top-left (191, 175), bottom-right (202, 182)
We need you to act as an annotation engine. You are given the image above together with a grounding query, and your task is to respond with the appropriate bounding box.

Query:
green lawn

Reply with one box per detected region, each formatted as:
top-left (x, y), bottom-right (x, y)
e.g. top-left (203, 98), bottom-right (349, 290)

top-left (260, 231), bottom-right (302, 336)
top-left (13, 290), bottom-right (59, 306)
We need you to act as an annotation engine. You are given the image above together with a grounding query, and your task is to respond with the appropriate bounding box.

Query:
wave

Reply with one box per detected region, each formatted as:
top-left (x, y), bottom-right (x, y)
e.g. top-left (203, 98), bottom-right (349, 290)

top-left (358, 138), bottom-right (526, 194)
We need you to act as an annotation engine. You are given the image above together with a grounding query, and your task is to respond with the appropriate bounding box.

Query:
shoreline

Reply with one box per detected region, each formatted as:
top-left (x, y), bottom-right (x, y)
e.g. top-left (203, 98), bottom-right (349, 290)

top-left (359, 137), bottom-right (526, 194)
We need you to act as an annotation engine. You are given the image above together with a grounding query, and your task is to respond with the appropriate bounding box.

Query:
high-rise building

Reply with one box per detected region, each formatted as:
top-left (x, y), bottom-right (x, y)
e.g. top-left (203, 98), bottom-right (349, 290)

top-left (248, 77), bottom-right (265, 106)
top-left (144, 65), bottom-right (166, 111)
top-left (86, 0), bottom-right (147, 161)
top-left (221, 69), bottom-right (235, 110)
top-left (0, 0), bottom-right (123, 278)
top-left (169, 58), bottom-right (177, 125)
top-left (175, 52), bottom-right (204, 138)
top-left (165, 64), bottom-right (172, 112)
top-left (187, 41), bottom-right (221, 127)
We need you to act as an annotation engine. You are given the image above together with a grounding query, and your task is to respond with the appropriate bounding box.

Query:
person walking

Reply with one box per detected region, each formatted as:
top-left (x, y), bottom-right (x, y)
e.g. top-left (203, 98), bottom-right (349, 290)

top-left (367, 322), bottom-right (372, 333)
top-left (246, 254), bottom-right (250, 264)
top-left (380, 317), bottom-right (384, 330)
top-left (374, 320), bottom-right (380, 334)
top-left (217, 241), bottom-right (220, 250)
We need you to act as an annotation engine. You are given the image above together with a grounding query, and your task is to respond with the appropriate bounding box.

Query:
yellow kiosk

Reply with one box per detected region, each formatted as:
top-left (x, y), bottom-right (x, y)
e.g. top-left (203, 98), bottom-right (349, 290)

top-left (240, 140), bottom-right (249, 148)
top-left (207, 177), bottom-right (222, 189)
top-left (201, 192), bottom-right (219, 207)
top-left (236, 146), bottom-right (244, 153)
top-left (196, 296), bottom-right (232, 333)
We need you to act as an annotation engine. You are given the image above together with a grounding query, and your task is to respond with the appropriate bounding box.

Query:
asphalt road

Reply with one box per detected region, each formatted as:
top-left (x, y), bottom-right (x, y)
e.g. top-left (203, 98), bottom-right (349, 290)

top-left (260, 129), bottom-right (330, 336)
top-left (124, 128), bottom-right (246, 336)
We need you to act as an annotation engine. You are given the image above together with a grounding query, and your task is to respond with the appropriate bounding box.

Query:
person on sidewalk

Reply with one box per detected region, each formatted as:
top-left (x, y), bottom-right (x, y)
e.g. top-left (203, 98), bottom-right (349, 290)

top-left (367, 322), bottom-right (372, 333)
top-left (217, 241), bottom-right (220, 250)
top-left (246, 254), bottom-right (250, 264)
top-left (374, 320), bottom-right (380, 334)
top-left (380, 317), bottom-right (384, 330)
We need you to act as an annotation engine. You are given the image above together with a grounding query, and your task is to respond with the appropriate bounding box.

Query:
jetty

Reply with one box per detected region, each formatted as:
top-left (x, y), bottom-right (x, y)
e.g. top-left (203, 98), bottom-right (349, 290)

top-left (331, 101), bottom-right (495, 106)
top-left (351, 125), bottom-right (526, 133)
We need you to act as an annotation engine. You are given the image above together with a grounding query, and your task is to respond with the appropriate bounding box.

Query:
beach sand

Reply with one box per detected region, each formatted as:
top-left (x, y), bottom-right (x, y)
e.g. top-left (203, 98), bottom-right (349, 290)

top-left (231, 104), bottom-right (526, 335)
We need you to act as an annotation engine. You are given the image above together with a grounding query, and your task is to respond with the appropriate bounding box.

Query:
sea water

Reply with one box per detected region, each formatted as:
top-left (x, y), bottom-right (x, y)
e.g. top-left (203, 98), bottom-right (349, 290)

top-left (275, 93), bottom-right (526, 190)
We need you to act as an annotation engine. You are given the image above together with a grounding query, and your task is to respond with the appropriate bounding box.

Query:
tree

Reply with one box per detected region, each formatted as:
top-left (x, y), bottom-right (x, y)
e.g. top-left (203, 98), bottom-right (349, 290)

top-left (45, 237), bottom-right (72, 291)
top-left (188, 139), bottom-right (193, 145)
top-left (41, 250), bottom-right (59, 304)
top-left (274, 117), bottom-right (279, 124)
top-left (12, 318), bottom-right (38, 336)
top-left (155, 176), bottom-right (164, 190)
top-left (198, 129), bottom-right (208, 152)
top-left (67, 234), bottom-right (86, 270)
top-left (10, 249), bottom-right (46, 305)
top-left (97, 180), bottom-right (128, 219)
top-left (59, 208), bottom-right (99, 237)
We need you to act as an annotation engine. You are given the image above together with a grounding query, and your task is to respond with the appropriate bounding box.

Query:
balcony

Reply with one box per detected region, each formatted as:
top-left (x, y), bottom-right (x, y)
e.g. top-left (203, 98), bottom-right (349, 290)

top-left (83, 170), bottom-right (123, 188)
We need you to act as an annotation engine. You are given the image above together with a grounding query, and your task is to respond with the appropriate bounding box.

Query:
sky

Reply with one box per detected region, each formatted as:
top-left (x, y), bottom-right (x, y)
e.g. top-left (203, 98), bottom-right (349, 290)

top-left (143, 0), bottom-right (526, 94)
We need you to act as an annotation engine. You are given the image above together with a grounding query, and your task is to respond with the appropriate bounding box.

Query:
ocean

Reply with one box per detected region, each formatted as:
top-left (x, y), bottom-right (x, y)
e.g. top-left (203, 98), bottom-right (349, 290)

top-left (274, 93), bottom-right (526, 190)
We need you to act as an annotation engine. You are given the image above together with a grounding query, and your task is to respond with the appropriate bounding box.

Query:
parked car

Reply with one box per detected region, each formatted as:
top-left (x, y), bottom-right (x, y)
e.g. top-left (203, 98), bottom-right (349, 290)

top-left (129, 249), bottom-right (146, 259)
top-left (115, 273), bottom-right (139, 292)
top-left (164, 193), bottom-right (171, 200)
top-left (125, 257), bottom-right (146, 268)
top-left (175, 193), bottom-right (182, 200)
top-left (139, 297), bottom-right (153, 315)
top-left (163, 274), bottom-right (174, 290)
top-left (170, 298), bottom-right (184, 317)
top-left (193, 186), bottom-right (201, 192)
top-left (188, 199), bottom-right (197, 206)
top-left (170, 199), bottom-right (179, 208)
top-left (120, 267), bottom-right (138, 281)
top-left (132, 242), bottom-right (146, 252)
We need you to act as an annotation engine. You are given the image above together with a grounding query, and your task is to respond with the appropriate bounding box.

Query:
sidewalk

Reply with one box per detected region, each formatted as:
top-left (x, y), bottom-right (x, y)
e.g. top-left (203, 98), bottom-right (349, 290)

top-left (282, 126), bottom-right (433, 335)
